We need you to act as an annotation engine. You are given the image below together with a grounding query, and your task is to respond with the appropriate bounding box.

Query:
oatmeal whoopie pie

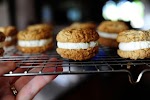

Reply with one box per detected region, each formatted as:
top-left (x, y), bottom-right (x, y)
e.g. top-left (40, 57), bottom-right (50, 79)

top-left (97, 20), bottom-right (129, 48)
top-left (0, 32), bottom-right (5, 56)
top-left (56, 28), bottom-right (99, 61)
top-left (0, 26), bottom-right (18, 47)
top-left (117, 30), bottom-right (150, 60)
top-left (17, 29), bottom-right (53, 53)
top-left (69, 22), bottom-right (97, 30)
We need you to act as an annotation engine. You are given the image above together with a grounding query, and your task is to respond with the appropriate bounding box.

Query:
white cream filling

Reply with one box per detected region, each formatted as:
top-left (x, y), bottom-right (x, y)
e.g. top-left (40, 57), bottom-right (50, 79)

top-left (97, 31), bottom-right (118, 39)
top-left (18, 38), bottom-right (52, 47)
top-left (0, 42), bottom-right (3, 48)
top-left (57, 41), bottom-right (98, 49)
top-left (119, 41), bottom-right (150, 51)
top-left (5, 36), bottom-right (16, 42)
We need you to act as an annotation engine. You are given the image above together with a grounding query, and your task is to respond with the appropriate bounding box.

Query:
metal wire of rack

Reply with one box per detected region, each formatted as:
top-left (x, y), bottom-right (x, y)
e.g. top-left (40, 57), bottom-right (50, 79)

top-left (1, 46), bottom-right (150, 84)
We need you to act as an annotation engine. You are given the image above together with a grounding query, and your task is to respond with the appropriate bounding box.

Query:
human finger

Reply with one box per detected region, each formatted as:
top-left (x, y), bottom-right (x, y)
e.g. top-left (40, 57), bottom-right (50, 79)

top-left (9, 55), bottom-right (44, 84)
top-left (16, 59), bottom-right (63, 100)
top-left (14, 57), bottom-right (62, 91)
top-left (0, 62), bottom-right (16, 76)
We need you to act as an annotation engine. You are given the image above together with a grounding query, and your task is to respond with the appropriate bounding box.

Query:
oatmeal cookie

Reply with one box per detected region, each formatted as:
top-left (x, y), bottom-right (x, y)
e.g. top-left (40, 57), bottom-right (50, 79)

top-left (56, 28), bottom-right (99, 61)
top-left (97, 20), bottom-right (129, 48)
top-left (17, 29), bottom-right (53, 53)
top-left (117, 30), bottom-right (150, 59)
top-left (0, 26), bottom-right (17, 47)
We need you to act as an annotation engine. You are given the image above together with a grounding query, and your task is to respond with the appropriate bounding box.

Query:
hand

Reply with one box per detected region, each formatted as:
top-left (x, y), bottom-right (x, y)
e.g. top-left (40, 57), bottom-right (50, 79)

top-left (0, 58), bottom-right (63, 100)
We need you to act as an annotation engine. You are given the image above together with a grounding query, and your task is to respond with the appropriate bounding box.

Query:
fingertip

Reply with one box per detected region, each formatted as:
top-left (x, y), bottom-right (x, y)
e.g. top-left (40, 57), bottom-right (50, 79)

top-left (0, 61), bottom-right (16, 75)
top-left (0, 61), bottom-right (16, 67)
top-left (5, 61), bottom-right (16, 70)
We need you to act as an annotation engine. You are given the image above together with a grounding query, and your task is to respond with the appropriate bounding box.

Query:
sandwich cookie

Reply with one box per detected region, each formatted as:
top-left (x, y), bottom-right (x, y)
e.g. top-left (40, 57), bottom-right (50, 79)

top-left (56, 28), bottom-right (99, 61)
top-left (0, 32), bottom-right (5, 56)
top-left (117, 30), bottom-right (150, 59)
top-left (0, 26), bottom-right (18, 47)
top-left (17, 29), bottom-right (53, 53)
top-left (97, 20), bottom-right (129, 48)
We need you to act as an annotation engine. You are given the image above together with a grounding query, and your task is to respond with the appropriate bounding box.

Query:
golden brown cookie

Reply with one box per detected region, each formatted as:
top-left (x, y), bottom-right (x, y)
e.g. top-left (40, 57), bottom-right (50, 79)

top-left (27, 23), bottom-right (53, 31)
top-left (0, 26), bottom-right (18, 47)
top-left (4, 39), bottom-right (17, 47)
top-left (97, 20), bottom-right (129, 48)
top-left (17, 29), bottom-right (53, 53)
top-left (117, 49), bottom-right (150, 59)
top-left (57, 28), bottom-right (99, 43)
top-left (97, 20), bottom-right (129, 33)
top-left (0, 32), bottom-right (5, 56)
top-left (17, 29), bottom-right (52, 40)
top-left (56, 28), bottom-right (99, 61)
top-left (69, 22), bottom-right (97, 29)
top-left (117, 29), bottom-right (150, 59)
top-left (117, 30), bottom-right (150, 42)
top-left (0, 26), bottom-right (17, 36)
top-left (98, 37), bottom-right (118, 48)
top-left (57, 47), bottom-right (99, 61)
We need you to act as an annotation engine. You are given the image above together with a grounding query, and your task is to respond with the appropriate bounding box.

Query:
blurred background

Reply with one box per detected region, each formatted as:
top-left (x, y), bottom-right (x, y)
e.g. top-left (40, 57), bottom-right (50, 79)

top-left (0, 0), bottom-right (150, 30)
top-left (1, 0), bottom-right (150, 100)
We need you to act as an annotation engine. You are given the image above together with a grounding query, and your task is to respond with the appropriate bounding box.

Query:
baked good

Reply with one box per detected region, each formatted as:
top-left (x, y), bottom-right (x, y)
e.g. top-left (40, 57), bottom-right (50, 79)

top-left (69, 22), bottom-right (97, 30)
top-left (117, 30), bottom-right (150, 59)
top-left (56, 28), bottom-right (99, 61)
top-left (17, 29), bottom-right (53, 53)
top-left (0, 32), bottom-right (5, 56)
top-left (0, 26), bottom-right (18, 47)
top-left (97, 20), bottom-right (129, 48)
top-left (27, 23), bottom-right (53, 31)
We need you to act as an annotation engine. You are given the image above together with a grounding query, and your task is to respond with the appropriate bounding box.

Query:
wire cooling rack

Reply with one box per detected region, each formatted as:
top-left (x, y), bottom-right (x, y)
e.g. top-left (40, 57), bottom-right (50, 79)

top-left (1, 46), bottom-right (150, 84)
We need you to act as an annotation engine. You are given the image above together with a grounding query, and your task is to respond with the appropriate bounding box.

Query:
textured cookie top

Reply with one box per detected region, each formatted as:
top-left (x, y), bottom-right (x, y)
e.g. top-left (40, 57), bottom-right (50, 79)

top-left (27, 23), bottom-right (53, 31)
top-left (97, 20), bottom-right (129, 33)
top-left (117, 30), bottom-right (150, 42)
top-left (56, 28), bottom-right (99, 43)
top-left (17, 29), bottom-right (52, 40)
top-left (70, 22), bottom-right (97, 29)
top-left (0, 26), bottom-right (18, 36)
top-left (0, 32), bottom-right (5, 42)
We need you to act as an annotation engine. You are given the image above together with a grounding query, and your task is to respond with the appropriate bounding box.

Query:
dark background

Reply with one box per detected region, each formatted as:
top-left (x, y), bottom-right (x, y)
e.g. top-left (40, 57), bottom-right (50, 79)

top-left (6, 0), bottom-right (106, 26)
top-left (0, 0), bottom-right (149, 30)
